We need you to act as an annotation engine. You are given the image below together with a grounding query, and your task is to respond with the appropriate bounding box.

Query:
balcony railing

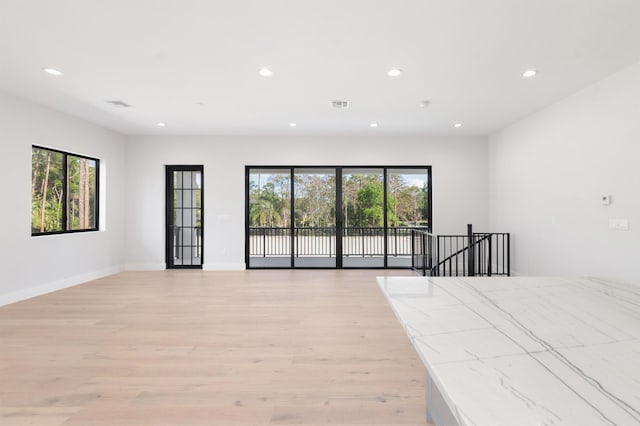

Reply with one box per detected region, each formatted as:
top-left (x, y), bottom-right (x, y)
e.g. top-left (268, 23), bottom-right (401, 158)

top-left (249, 227), bottom-right (291, 257)
top-left (295, 227), bottom-right (335, 257)
top-left (248, 226), bottom-right (416, 258)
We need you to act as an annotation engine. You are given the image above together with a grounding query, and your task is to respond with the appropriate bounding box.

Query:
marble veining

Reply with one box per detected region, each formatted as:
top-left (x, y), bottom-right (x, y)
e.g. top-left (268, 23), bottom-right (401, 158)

top-left (377, 276), bottom-right (640, 426)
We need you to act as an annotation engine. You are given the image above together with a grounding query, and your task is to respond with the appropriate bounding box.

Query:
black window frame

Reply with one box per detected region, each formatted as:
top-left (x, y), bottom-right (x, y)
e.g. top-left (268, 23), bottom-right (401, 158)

top-left (165, 165), bottom-right (205, 269)
top-left (245, 165), bottom-right (432, 269)
top-left (31, 145), bottom-right (100, 236)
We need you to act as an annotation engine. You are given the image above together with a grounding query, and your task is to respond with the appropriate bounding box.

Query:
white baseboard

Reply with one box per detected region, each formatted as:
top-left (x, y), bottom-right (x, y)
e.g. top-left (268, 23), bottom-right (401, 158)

top-left (123, 263), bottom-right (246, 271)
top-left (124, 263), bottom-right (166, 271)
top-left (203, 263), bottom-right (246, 271)
top-left (0, 265), bottom-right (124, 307)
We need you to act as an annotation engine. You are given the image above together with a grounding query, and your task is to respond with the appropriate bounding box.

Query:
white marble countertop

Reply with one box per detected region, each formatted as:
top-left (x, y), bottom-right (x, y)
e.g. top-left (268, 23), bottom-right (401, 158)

top-left (377, 276), bottom-right (640, 426)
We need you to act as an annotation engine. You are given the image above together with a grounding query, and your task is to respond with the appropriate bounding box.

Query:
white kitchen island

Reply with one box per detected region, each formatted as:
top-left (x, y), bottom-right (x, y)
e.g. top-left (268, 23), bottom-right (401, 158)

top-left (377, 276), bottom-right (640, 426)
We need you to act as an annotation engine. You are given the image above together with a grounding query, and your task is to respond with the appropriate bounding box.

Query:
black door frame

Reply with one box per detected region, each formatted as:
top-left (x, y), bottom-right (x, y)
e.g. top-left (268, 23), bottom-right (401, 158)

top-left (245, 165), bottom-right (432, 269)
top-left (166, 165), bottom-right (204, 269)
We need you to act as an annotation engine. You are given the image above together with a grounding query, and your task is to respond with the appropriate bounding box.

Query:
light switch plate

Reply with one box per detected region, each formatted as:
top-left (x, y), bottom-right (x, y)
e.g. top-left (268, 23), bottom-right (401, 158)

top-left (601, 195), bottom-right (611, 205)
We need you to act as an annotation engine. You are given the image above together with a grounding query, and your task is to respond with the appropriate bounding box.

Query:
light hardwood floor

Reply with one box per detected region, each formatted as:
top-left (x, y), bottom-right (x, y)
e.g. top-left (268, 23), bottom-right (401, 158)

top-left (0, 270), bottom-right (430, 425)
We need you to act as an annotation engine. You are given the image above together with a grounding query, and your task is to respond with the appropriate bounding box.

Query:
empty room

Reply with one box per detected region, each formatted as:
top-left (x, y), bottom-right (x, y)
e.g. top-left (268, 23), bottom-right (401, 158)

top-left (1, 0), bottom-right (639, 425)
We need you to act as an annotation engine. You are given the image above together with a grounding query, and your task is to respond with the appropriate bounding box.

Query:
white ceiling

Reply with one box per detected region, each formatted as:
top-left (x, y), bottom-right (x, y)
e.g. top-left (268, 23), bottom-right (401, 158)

top-left (1, 0), bottom-right (640, 137)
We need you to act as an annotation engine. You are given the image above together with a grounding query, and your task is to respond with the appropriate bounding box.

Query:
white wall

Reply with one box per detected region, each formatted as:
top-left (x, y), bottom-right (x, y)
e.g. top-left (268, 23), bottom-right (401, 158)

top-left (0, 91), bottom-right (127, 305)
top-left (5, 55), bottom-right (637, 301)
top-left (489, 61), bottom-right (640, 281)
top-left (125, 136), bottom-right (488, 269)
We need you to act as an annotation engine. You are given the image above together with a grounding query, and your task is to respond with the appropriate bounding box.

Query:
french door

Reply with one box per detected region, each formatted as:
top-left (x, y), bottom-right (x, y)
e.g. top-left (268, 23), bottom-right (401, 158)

top-left (166, 165), bottom-right (203, 269)
top-left (246, 166), bottom-right (431, 269)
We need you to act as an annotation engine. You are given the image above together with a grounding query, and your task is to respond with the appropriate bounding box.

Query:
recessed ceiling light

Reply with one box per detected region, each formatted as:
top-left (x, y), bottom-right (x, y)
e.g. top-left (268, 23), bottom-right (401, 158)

top-left (420, 100), bottom-right (431, 108)
top-left (289, 122), bottom-right (297, 127)
top-left (522, 69), bottom-right (538, 78)
top-left (387, 68), bottom-right (403, 77)
top-left (259, 68), bottom-right (273, 77)
top-left (370, 123), bottom-right (378, 128)
top-left (157, 122), bottom-right (166, 127)
top-left (43, 68), bottom-right (63, 76)
top-left (453, 123), bottom-right (463, 128)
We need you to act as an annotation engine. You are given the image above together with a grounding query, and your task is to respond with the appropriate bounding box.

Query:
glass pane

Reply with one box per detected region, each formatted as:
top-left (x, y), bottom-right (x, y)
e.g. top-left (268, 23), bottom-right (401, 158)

top-left (387, 168), bottom-right (429, 267)
top-left (342, 168), bottom-right (384, 267)
top-left (248, 168), bottom-right (291, 267)
top-left (195, 188), bottom-right (202, 227)
top-left (294, 168), bottom-right (336, 267)
top-left (67, 156), bottom-right (97, 230)
top-left (170, 170), bottom-right (203, 266)
top-left (31, 147), bottom-right (65, 233)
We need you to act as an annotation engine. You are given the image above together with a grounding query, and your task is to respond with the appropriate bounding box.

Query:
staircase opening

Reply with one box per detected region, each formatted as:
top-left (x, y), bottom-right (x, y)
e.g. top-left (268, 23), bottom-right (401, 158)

top-left (411, 224), bottom-right (510, 277)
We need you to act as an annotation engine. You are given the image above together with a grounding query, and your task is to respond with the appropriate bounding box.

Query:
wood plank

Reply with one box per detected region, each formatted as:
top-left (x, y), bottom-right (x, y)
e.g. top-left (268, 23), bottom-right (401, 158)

top-left (0, 270), bottom-right (429, 425)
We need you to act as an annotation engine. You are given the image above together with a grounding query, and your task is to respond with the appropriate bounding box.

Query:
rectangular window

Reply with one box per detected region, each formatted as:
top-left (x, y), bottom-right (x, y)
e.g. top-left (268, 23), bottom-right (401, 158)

top-left (31, 146), bottom-right (100, 235)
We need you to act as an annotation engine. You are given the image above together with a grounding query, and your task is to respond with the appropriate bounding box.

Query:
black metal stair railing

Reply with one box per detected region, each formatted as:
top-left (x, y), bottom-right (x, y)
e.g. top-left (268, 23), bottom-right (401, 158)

top-left (411, 224), bottom-right (510, 277)
top-left (410, 228), bottom-right (435, 275)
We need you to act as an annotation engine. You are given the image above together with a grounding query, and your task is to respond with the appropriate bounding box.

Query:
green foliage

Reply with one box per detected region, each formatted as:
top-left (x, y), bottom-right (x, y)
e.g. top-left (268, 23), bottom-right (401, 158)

top-left (248, 170), bottom-right (428, 229)
top-left (67, 156), bottom-right (97, 230)
top-left (31, 148), bottom-right (64, 232)
top-left (356, 183), bottom-right (384, 226)
top-left (32, 148), bottom-right (97, 233)
top-left (343, 174), bottom-right (398, 227)
top-left (249, 176), bottom-right (291, 227)
top-left (387, 174), bottom-right (428, 226)
top-left (31, 196), bottom-right (63, 232)
top-left (293, 174), bottom-right (335, 227)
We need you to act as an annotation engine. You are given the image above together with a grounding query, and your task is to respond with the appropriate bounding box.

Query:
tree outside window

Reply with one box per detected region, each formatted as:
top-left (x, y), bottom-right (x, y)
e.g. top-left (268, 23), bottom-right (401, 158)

top-left (31, 146), bottom-right (99, 235)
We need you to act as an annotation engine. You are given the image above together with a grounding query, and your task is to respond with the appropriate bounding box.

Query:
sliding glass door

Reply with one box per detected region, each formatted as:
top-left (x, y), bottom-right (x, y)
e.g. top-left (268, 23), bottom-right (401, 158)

top-left (294, 168), bottom-right (337, 267)
top-left (386, 168), bottom-right (430, 267)
top-left (342, 168), bottom-right (385, 267)
top-left (246, 166), bottom-right (431, 269)
top-left (247, 168), bottom-right (291, 267)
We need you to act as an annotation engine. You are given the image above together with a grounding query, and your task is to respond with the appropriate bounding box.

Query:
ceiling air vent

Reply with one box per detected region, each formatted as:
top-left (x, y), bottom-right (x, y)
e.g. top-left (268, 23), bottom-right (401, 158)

top-left (105, 100), bottom-right (132, 108)
top-left (331, 100), bottom-right (350, 109)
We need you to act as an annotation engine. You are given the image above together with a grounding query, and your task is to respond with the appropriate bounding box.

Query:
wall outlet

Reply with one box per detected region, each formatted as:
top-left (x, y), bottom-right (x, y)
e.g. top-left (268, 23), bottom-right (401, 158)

top-left (609, 218), bottom-right (629, 231)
